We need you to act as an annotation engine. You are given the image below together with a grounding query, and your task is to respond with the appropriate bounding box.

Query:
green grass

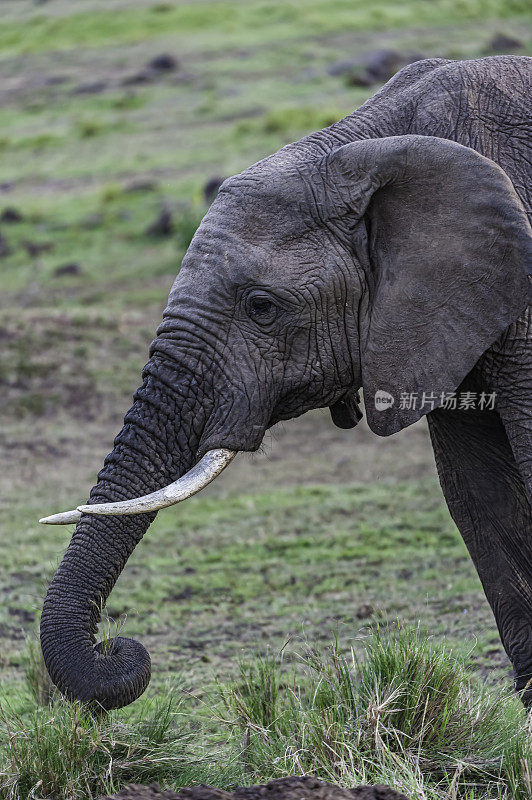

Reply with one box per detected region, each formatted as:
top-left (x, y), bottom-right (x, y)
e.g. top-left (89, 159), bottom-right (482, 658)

top-left (0, 684), bottom-right (235, 799)
top-left (219, 627), bottom-right (532, 798)
top-left (0, 0), bottom-right (529, 55)
top-left (1, 628), bottom-right (530, 799)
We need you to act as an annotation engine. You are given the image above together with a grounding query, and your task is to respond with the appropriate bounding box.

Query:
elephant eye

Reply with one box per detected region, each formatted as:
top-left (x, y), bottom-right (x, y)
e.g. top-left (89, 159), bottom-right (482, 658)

top-left (247, 294), bottom-right (276, 322)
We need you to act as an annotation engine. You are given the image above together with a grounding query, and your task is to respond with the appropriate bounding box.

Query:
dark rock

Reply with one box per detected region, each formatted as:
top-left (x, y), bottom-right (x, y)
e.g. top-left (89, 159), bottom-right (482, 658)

top-left (53, 262), bottom-right (83, 277)
top-left (148, 53), bottom-right (179, 72)
top-left (122, 69), bottom-right (158, 86)
top-left (124, 178), bottom-right (159, 193)
top-left (102, 776), bottom-right (412, 800)
top-left (74, 81), bottom-right (108, 95)
top-left (355, 49), bottom-right (401, 84)
top-left (203, 176), bottom-right (226, 204)
top-left (397, 569), bottom-right (413, 580)
top-left (43, 75), bottom-right (69, 86)
top-left (22, 240), bottom-right (53, 257)
top-left (81, 212), bottom-right (104, 229)
top-left (166, 586), bottom-right (193, 601)
top-left (0, 207), bottom-right (23, 223)
top-left (122, 54), bottom-right (179, 86)
top-left (346, 71), bottom-right (375, 88)
top-left (145, 208), bottom-right (173, 237)
top-left (328, 59), bottom-right (362, 78)
top-left (329, 50), bottom-right (423, 87)
top-left (487, 33), bottom-right (523, 52)
top-left (356, 603), bottom-right (374, 619)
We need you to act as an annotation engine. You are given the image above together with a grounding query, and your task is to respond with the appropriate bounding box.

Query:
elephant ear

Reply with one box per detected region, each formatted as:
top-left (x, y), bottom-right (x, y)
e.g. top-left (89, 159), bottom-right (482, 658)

top-left (320, 135), bottom-right (531, 436)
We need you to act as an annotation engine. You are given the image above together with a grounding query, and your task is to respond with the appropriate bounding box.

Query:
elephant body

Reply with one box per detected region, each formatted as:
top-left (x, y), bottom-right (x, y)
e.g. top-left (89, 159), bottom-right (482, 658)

top-left (41, 56), bottom-right (532, 709)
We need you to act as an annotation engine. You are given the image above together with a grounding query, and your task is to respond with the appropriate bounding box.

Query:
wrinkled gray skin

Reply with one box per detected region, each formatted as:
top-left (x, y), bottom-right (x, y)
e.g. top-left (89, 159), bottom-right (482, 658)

top-left (41, 56), bottom-right (532, 710)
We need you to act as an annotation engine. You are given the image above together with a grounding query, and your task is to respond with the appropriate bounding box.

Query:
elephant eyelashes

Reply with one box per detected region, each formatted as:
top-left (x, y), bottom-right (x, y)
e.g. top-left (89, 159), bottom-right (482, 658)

top-left (247, 294), bottom-right (277, 323)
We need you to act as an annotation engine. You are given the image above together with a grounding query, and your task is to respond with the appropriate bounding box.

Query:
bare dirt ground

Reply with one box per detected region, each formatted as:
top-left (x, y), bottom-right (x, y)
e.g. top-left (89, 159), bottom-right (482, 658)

top-left (104, 777), bottom-right (410, 800)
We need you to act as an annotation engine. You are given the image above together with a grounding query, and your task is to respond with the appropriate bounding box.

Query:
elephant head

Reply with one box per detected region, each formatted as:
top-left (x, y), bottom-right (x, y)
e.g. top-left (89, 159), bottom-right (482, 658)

top-left (40, 135), bottom-right (530, 709)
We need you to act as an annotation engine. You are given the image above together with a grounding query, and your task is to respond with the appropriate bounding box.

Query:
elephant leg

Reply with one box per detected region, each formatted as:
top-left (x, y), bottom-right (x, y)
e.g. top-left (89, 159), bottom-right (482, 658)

top-left (427, 406), bottom-right (532, 706)
top-left (479, 306), bottom-right (532, 501)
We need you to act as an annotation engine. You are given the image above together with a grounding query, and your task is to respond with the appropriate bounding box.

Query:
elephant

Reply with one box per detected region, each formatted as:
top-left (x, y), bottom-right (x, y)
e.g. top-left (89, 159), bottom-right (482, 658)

top-left (39, 55), bottom-right (531, 710)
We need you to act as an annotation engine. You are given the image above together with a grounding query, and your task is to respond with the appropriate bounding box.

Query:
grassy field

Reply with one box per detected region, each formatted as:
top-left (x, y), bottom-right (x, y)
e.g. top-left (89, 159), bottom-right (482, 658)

top-left (0, 0), bottom-right (531, 797)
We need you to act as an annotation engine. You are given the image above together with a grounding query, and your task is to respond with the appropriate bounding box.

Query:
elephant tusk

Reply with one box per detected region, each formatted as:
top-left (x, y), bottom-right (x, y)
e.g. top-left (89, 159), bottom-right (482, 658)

top-left (40, 509), bottom-right (82, 525)
top-left (76, 448), bottom-right (237, 517)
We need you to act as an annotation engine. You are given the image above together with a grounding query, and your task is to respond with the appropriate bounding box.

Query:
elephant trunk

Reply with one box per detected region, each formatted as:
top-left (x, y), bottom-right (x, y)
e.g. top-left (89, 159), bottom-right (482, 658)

top-left (40, 354), bottom-right (209, 709)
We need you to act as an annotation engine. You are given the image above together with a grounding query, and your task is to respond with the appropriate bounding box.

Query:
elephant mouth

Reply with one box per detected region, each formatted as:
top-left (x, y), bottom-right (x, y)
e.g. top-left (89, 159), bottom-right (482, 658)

top-left (39, 448), bottom-right (237, 524)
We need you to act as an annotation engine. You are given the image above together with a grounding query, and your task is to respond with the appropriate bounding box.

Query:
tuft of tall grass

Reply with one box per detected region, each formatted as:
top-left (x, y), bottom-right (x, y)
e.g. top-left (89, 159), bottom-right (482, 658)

top-left (0, 631), bottom-right (239, 800)
top-left (0, 692), bottom-right (202, 800)
top-left (22, 636), bottom-right (55, 708)
top-left (219, 627), bottom-right (532, 799)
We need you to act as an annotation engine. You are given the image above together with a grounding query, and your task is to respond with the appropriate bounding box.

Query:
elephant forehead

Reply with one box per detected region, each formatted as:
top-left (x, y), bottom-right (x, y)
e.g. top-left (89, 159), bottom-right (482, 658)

top-left (180, 230), bottom-right (271, 283)
top-left (215, 173), bottom-right (319, 238)
top-left (174, 217), bottom-right (318, 298)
